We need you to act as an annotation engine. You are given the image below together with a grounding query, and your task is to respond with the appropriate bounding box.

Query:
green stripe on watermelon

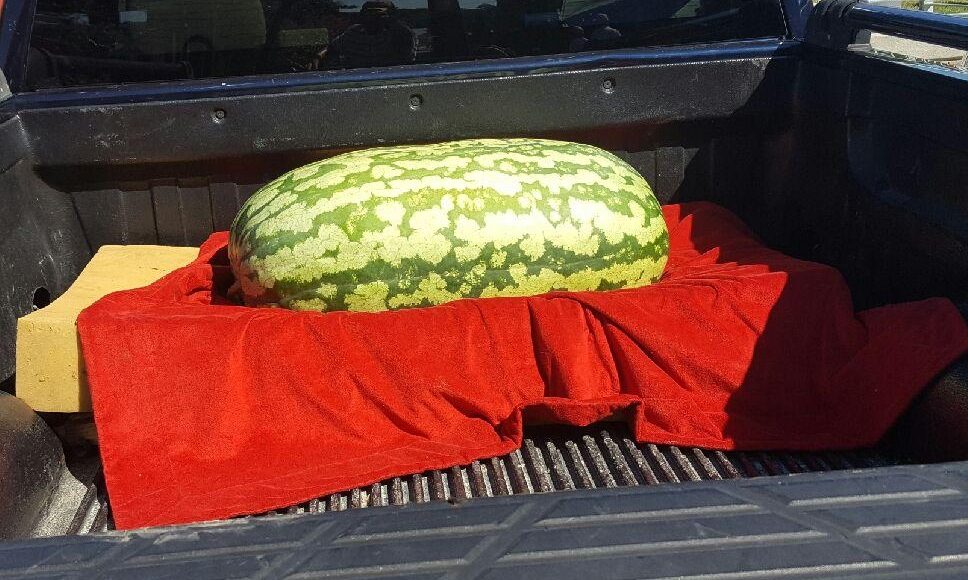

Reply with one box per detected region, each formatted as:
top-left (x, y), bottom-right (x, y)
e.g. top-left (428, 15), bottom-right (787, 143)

top-left (230, 138), bottom-right (669, 312)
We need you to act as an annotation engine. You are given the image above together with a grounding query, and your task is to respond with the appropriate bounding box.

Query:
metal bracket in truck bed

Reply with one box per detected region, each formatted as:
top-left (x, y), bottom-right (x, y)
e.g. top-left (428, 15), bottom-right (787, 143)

top-left (4, 462), bottom-right (968, 579)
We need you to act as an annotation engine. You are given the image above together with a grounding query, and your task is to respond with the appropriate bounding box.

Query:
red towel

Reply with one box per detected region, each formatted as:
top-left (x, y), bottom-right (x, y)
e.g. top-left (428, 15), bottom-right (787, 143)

top-left (78, 202), bottom-right (968, 530)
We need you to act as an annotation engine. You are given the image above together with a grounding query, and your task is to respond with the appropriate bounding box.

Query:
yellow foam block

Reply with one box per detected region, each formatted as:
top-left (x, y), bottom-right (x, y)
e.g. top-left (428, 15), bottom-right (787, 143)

top-left (17, 245), bottom-right (198, 412)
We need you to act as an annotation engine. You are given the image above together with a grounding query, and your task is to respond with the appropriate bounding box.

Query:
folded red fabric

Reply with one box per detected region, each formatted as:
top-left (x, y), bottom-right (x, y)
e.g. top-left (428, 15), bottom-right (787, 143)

top-left (78, 202), bottom-right (968, 530)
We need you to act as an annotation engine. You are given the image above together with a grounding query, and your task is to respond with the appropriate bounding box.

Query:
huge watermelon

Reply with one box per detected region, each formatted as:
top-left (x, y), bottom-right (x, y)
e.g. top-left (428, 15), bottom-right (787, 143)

top-left (229, 138), bottom-right (669, 312)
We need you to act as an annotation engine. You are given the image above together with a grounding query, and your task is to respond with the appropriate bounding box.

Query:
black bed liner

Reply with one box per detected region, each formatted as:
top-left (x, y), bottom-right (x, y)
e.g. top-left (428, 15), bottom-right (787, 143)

top-left (261, 423), bottom-right (895, 516)
top-left (65, 422), bottom-right (896, 533)
top-left (5, 460), bottom-right (968, 579)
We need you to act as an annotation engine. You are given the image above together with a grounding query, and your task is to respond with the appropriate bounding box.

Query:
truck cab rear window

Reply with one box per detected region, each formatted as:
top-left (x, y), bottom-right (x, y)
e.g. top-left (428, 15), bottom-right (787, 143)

top-left (26, 0), bottom-right (786, 89)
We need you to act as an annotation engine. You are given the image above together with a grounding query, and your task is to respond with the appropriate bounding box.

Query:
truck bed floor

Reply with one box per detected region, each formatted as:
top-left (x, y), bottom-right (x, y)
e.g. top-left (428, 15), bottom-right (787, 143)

top-left (65, 422), bottom-right (897, 533)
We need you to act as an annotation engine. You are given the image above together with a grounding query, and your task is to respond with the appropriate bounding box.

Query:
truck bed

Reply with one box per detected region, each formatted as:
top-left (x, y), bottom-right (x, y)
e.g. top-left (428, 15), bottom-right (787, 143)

top-left (1, 0), bottom-right (967, 575)
top-left (51, 422), bottom-right (898, 536)
top-left (9, 456), bottom-right (968, 579)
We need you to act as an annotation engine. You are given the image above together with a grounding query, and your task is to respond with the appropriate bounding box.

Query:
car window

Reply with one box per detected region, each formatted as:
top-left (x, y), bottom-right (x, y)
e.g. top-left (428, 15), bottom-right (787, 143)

top-left (25, 0), bottom-right (786, 89)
